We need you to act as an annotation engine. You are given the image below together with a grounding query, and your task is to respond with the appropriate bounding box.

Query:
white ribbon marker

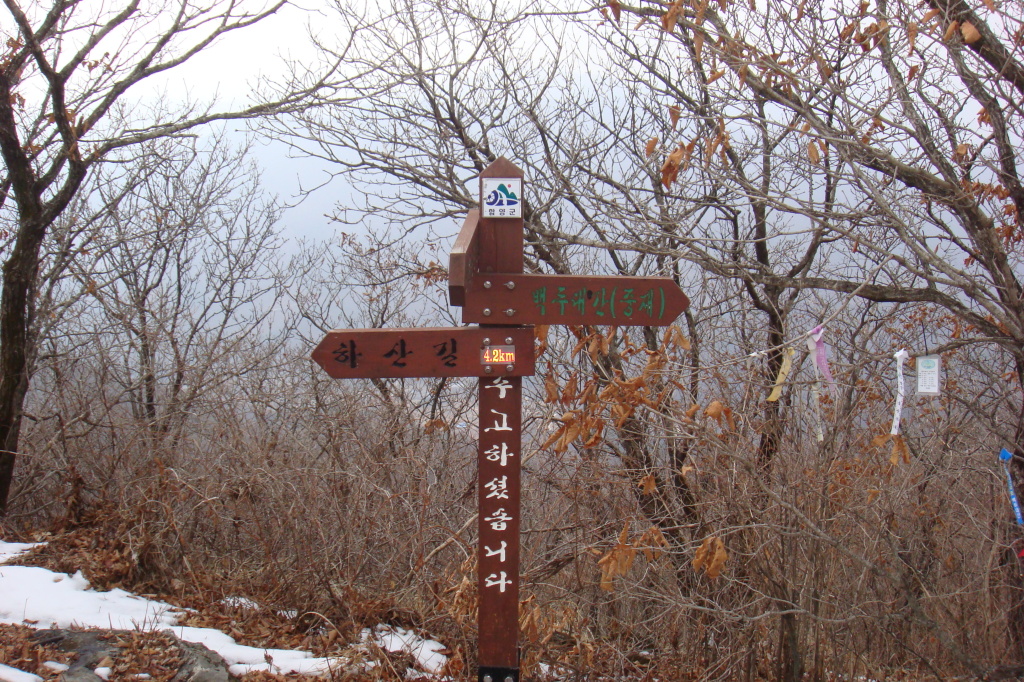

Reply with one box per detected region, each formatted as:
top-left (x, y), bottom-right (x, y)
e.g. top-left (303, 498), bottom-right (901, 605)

top-left (891, 349), bottom-right (909, 436)
top-left (806, 334), bottom-right (824, 443)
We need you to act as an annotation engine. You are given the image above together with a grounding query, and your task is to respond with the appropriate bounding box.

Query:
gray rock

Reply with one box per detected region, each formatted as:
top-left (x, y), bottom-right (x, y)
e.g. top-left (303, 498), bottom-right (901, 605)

top-left (32, 630), bottom-right (117, 671)
top-left (172, 639), bottom-right (235, 682)
top-left (31, 628), bottom-right (236, 682)
top-left (57, 669), bottom-right (106, 682)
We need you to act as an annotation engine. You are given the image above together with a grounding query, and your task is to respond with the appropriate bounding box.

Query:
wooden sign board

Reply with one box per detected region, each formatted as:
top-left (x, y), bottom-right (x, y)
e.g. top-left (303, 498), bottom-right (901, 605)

top-left (477, 376), bottom-right (521, 672)
top-left (448, 210), bottom-right (480, 307)
top-left (461, 274), bottom-right (690, 327)
top-left (311, 327), bottom-right (535, 379)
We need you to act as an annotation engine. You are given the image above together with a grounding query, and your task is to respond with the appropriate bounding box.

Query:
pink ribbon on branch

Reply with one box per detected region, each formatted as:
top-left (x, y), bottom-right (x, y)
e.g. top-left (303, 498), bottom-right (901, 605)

top-left (808, 325), bottom-right (836, 394)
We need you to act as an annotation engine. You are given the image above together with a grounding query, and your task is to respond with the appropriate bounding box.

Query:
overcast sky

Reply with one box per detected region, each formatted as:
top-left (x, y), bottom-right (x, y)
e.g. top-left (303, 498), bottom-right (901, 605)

top-left (151, 1), bottom-right (344, 246)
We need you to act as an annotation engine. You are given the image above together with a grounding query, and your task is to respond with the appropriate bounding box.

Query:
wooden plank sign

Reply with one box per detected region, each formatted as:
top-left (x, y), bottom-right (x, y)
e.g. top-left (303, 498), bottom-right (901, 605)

top-left (477, 375), bottom-right (521, 673)
top-left (448, 210), bottom-right (480, 307)
top-left (311, 327), bottom-right (535, 379)
top-left (460, 274), bottom-right (690, 326)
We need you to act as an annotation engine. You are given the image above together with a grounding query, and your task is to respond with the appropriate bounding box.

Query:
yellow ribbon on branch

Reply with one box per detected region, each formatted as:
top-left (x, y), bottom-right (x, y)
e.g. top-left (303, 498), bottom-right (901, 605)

top-left (766, 347), bottom-right (795, 402)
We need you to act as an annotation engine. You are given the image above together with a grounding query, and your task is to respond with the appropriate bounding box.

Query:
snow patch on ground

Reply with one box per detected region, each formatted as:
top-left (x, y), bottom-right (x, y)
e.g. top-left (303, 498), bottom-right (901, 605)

top-left (0, 542), bottom-right (42, 565)
top-left (0, 663), bottom-right (43, 682)
top-left (218, 596), bottom-right (261, 611)
top-left (367, 625), bottom-right (449, 675)
top-left (0, 540), bottom-right (449, 678)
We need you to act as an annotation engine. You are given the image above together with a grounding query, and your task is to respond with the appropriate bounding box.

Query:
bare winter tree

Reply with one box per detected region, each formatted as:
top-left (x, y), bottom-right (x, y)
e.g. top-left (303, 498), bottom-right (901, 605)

top-left (15, 133), bottom-right (290, 509)
top-left (0, 0), bottom-right (344, 511)
top-left (257, 0), bottom-right (1024, 675)
top-left (586, 0), bottom-right (1024, 670)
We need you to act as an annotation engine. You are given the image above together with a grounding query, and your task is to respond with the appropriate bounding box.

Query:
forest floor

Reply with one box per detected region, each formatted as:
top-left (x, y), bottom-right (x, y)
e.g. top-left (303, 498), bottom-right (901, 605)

top-left (0, 529), bottom-right (451, 682)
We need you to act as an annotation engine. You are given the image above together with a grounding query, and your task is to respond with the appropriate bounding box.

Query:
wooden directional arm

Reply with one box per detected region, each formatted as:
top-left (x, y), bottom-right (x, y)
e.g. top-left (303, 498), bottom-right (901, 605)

top-left (460, 273), bottom-right (690, 326)
top-left (449, 210), bottom-right (480, 307)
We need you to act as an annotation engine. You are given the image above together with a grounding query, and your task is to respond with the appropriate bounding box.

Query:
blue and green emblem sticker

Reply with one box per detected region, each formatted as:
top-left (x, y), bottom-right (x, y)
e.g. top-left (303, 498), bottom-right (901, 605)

top-left (482, 178), bottom-right (522, 218)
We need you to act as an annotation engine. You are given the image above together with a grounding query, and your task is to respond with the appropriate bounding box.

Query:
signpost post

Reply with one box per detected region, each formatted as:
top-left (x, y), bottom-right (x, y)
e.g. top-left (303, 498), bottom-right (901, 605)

top-left (312, 157), bottom-right (689, 682)
top-left (473, 159), bottom-right (525, 682)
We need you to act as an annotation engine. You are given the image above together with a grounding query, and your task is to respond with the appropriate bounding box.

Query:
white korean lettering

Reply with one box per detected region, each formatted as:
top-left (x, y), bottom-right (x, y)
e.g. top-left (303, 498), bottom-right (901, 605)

top-left (484, 409), bottom-right (512, 432)
top-left (484, 508), bottom-right (513, 531)
top-left (484, 541), bottom-right (508, 562)
top-left (484, 476), bottom-right (509, 500)
top-left (485, 377), bottom-right (513, 399)
top-left (484, 571), bottom-right (513, 592)
top-left (485, 442), bottom-right (515, 466)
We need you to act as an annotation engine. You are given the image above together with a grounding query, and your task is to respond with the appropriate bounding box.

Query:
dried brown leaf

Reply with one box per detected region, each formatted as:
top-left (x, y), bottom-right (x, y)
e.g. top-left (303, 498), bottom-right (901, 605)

top-left (534, 325), bottom-right (550, 358)
top-left (599, 381), bottom-right (619, 401)
top-left (541, 425), bottom-right (564, 450)
top-left (704, 400), bottom-right (725, 423)
top-left (612, 402), bottom-right (634, 429)
top-left (561, 373), bottom-right (579, 404)
top-left (579, 380), bottom-right (597, 405)
top-left (961, 21), bottom-right (981, 43)
top-left (692, 536), bottom-right (713, 572)
top-left (544, 374), bottom-right (560, 403)
top-left (661, 144), bottom-right (685, 188)
top-left (671, 323), bottom-right (688, 348)
top-left (891, 434), bottom-right (910, 465)
top-left (639, 473), bottom-right (658, 495)
top-left (871, 433), bottom-right (892, 448)
top-left (571, 334), bottom-right (589, 357)
top-left (597, 552), bottom-right (617, 591)
top-left (706, 537), bottom-right (728, 578)
top-left (424, 418), bottom-right (447, 434)
top-left (645, 136), bottom-right (659, 158)
top-left (807, 140), bottom-right (820, 164)
top-left (582, 421), bottom-right (604, 448)
top-left (662, 3), bottom-right (680, 32)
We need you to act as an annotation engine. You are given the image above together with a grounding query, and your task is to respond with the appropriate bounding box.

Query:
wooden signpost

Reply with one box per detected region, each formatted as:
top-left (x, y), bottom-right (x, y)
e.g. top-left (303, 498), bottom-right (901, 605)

top-left (459, 273), bottom-right (690, 326)
top-left (313, 158), bottom-right (688, 682)
top-left (312, 327), bottom-right (536, 379)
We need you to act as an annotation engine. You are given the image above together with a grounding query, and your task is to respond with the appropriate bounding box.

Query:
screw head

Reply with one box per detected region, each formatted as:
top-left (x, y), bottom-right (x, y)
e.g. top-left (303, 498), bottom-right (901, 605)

top-left (505, 364), bottom-right (514, 372)
top-left (505, 281), bottom-right (516, 290)
top-left (483, 676), bottom-right (493, 682)
top-left (504, 308), bottom-right (515, 317)
top-left (483, 280), bottom-right (492, 289)
top-left (504, 337), bottom-right (513, 344)
top-left (483, 338), bottom-right (491, 345)
top-left (483, 308), bottom-right (492, 316)
top-left (484, 366), bottom-right (493, 374)
top-left (505, 677), bottom-right (514, 682)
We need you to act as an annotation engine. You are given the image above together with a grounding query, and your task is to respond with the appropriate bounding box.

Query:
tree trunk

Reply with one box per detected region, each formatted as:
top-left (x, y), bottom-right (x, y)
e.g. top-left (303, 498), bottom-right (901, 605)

top-left (0, 215), bottom-right (47, 513)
